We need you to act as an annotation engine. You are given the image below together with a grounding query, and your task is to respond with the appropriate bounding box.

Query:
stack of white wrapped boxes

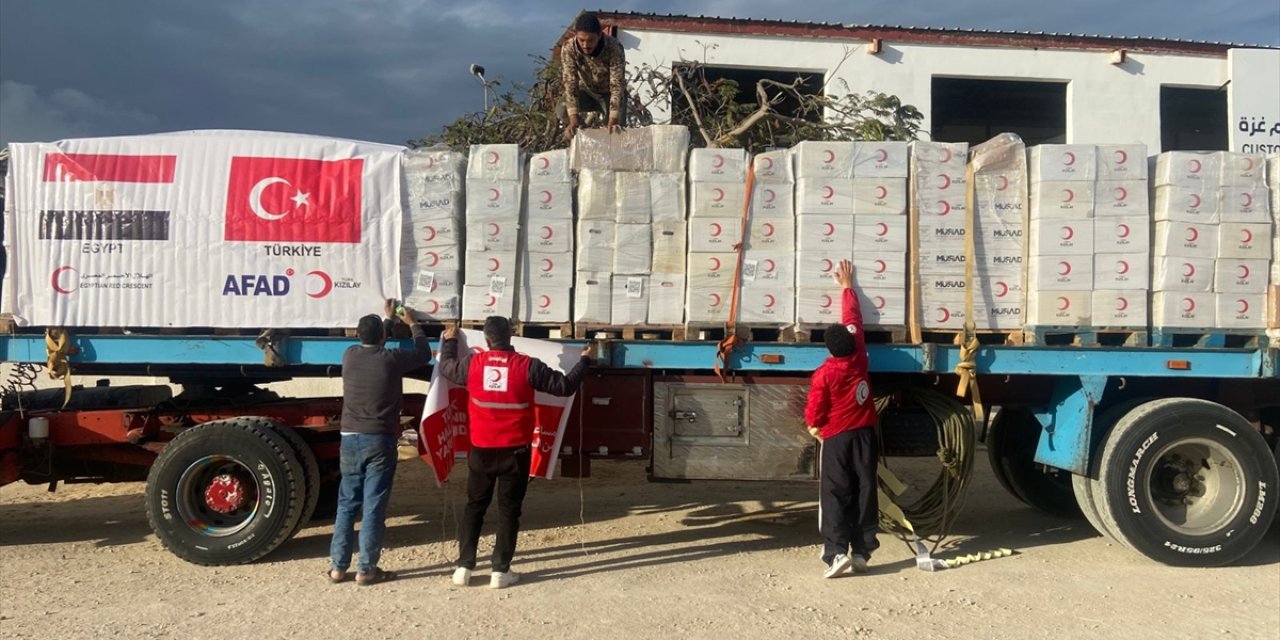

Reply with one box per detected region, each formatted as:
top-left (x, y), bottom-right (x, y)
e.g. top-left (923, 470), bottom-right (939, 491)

top-left (1026, 145), bottom-right (1098, 327)
top-left (1270, 155), bottom-right (1280, 338)
top-left (400, 148), bottom-right (466, 320)
top-left (462, 144), bottom-right (523, 320)
top-left (910, 141), bottom-right (970, 330)
top-left (1215, 152), bottom-right (1272, 331)
top-left (851, 142), bottom-right (909, 327)
top-left (519, 149), bottom-right (574, 325)
top-left (687, 147), bottom-right (748, 325)
top-left (1089, 144), bottom-right (1151, 329)
top-left (738, 150), bottom-right (796, 325)
top-left (794, 141), bottom-right (856, 325)
top-left (572, 126), bottom-right (690, 327)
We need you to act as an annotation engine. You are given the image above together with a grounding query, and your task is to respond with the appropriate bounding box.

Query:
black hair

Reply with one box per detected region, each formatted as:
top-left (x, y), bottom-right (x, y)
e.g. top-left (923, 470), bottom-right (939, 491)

top-left (484, 315), bottom-right (512, 347)
top-left (574, 12), bottom-right (602, 33)
top-left (824, 323), bottom-right (855, 357)
top-left (357, 314), bottom-right (385, 345)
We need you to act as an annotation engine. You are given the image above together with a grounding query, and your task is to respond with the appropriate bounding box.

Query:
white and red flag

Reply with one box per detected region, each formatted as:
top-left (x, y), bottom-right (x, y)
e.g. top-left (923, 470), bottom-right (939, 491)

top-left (418, 329), bottom-right (580, 485)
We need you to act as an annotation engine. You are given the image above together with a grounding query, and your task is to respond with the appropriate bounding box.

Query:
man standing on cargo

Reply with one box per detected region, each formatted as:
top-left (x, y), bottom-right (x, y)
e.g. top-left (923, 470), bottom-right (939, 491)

top-left (436, 317), bottom-right (591, 588)
top-left (559, 11), bottom-right (626, 139)
top-left (804, 260), bottom-right (880, 578)
top-left (328, 300), bottom-right (430, 586)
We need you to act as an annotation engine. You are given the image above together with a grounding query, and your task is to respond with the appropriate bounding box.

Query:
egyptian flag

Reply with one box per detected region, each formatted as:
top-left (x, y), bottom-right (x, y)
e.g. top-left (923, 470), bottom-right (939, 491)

top-left (39, 152), bottom-right (176, 241)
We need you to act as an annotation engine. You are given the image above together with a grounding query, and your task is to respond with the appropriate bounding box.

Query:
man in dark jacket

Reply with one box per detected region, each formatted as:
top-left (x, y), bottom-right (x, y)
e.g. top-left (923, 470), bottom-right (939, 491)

top-left (328, 300), bottom-right (430, 586)
top-left (436, 316), bottom-right (591, 588)
top-left (804, 260), bottom-right (880, 578)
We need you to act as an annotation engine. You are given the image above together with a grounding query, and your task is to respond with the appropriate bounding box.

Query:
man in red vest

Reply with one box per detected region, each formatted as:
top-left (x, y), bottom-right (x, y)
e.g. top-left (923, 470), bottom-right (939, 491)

top-left (804, 259), bottom-right (879, 578)
top-left (436, 316), bottom-right (591, 588)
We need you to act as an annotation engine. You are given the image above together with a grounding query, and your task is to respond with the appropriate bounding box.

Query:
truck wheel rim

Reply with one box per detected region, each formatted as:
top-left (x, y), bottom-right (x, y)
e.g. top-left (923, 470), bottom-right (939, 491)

top-left (176, 455), bottom-right (259, 537)
top-left (1145, 438), bottom-right (1245, 536)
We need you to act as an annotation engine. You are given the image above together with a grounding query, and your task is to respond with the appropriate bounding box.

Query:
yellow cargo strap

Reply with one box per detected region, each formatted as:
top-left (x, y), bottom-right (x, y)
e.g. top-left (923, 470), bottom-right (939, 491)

top-left (44, 328), bottom-right (73, 408)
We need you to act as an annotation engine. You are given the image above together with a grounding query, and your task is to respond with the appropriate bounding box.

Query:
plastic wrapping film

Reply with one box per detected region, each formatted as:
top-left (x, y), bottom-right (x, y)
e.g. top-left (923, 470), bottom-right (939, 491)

top-left (571, 128), bottom-right (653, 172)
top-left (611, 275), bottom-right (650, 324)
top-left (614, 223), bottom-right (653, 274)
top-left (518, 286), bottom-right (571, 323)
top-left (1028, 145), bottom-right (1098, 183)
top-left (577, 170), bottom-right (616, 220)
top-left (648, 273), bottom-right (686, 325)
top-left (404, 148), bottom-right (467, 192)
top-left (650, 173), bottom-right (687, 222)
top-left (525, 182), bottom-right (574, 219)
top-left (851, 142), bottom-right (909, 178)
top-left (652, 221), bottom-right (687, 273)
top-left (1213, 258), bottom-right (1269, 293)
top-left (574, 272), bottom-right (612, 323)
top-left (650, 125), bottom-right (691, 174)
top-left (852, 178), bottom-right (908, 215)
top-left (615, 172), bottom-right (652, 223)
top-left (462, 284), bottom-right (515, 320)
top-left (527, 149), bottom-right (572, 183)
top-left (689, 148), bottom-right (748, 183)
top-left (467, 144), bottom-right (522, 181)
top-left (464, 250), bottom-right (519, 286)
top-left (752, 150), bottom-right (794, 183)
top-left (853, 216), bottom-right (907, 253)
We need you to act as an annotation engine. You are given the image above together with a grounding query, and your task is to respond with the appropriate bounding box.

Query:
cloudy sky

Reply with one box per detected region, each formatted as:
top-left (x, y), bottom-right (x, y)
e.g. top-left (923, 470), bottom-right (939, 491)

top-left (2, 0), bottom-right (1277, 147)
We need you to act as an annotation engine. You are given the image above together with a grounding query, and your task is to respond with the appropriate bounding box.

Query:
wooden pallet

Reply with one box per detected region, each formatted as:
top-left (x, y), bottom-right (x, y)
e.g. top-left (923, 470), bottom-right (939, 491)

top-left (514, 322), bottom-right (572, 339)
top-left (0, 314), bottom-right (14, 334)
top-left (574, 324), bottom-right (686, 340)
top-left (1149, 328), bottom-right (1267, 349)
top-left (1023, 326), bottom-right (1148, 347)
top-left (795, 324), bottom-right (909, 345)
top-left (919, 329), bottom-right (1026, 346)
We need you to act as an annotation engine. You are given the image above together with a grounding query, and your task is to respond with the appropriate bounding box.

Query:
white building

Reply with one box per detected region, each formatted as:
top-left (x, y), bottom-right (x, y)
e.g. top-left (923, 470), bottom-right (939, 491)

top-left (588, 12), bottom-right (1279, 154)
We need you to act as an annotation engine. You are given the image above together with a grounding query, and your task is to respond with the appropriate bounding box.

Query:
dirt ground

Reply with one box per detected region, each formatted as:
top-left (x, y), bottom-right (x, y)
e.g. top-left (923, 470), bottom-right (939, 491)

top-left (1, 448), bottom-right (1277, 640)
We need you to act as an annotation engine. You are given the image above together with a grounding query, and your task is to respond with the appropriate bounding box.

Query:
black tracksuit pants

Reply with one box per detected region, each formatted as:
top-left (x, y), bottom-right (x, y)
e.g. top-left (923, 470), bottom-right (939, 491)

top-left (819, 427), bottom-right (880, 564)
top-left (457, 445), bottom-right (531, 573)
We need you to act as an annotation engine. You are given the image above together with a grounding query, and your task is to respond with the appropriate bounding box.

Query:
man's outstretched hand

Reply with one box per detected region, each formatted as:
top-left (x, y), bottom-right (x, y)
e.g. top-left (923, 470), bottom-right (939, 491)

top-left (834, 259), bottom-right (854, 289)
top-left (441, 324), bottom-right (457, 341)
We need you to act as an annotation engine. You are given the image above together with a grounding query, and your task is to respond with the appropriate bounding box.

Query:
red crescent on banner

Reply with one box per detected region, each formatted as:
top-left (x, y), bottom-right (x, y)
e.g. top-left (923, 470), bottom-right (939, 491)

top-left (306, 271), bottom-right (333, 299)
top-left (51, 266), bottom-right (76, 294)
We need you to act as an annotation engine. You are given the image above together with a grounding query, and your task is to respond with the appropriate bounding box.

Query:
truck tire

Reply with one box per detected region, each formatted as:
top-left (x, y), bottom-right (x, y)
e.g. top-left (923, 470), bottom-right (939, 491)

top-left (144, 419), bottom-right (306, 565)
top-left (230, 417), bottom-right (320, 537)
top-left (1074, 398), bottom-right (1154, 543)
top-left (1094, 398), bottom-right (1279, 567)
top-left (987, 406), bottom-right (1081, 517)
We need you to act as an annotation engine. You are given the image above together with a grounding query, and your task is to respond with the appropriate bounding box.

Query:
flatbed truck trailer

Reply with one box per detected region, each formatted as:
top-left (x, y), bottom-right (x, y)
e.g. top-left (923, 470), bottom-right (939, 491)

top-left (2, 331), bottom-right (1277, 567)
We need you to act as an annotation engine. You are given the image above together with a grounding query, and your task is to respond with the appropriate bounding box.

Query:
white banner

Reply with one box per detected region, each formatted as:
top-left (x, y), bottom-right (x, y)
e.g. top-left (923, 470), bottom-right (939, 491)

top-left (1, 130), bottom-right (403, 328)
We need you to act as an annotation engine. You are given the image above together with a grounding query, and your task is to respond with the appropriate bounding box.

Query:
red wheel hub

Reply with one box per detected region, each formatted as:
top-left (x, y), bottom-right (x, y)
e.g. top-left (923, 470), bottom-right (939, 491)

top-left (204, 473), bottom-right (247, 514)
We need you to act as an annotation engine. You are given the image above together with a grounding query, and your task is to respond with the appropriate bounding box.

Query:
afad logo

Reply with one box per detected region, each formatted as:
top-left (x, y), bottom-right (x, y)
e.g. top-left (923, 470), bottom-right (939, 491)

top-left (222, 268), bottom-right (355, 299)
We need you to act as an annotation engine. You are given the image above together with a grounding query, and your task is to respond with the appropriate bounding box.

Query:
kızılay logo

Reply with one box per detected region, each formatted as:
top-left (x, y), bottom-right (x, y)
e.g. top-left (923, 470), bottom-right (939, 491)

top-left (221, 268), bottom-right (356, 299)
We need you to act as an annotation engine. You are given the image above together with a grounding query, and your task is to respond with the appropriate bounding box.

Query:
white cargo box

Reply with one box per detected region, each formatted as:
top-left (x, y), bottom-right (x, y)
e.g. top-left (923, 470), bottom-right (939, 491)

top-left (467, 144), bottom-right (522, 181)
top-left (613, 224), bottom-right (653, 274)
top-left (1153, 151), bottom-right (1221, 187)
top-left (611, 276), bottom-right (650, 325)
top-left (1092, 180), bottom-right (1150, 217)
top-left (524, 219), bottom-right (573, 254)
top-left (1218, 222), bottom-right (1273, 260)
top-left (462, 284), bottom-right (515, 320)
top-left (404, 212), bottom-right (462, 249)
top-left (517, 287), bottom-right (571, 323)
top-left (1152, 256), bottom-right (1215, 292)
top-left (852, 254), bottom-right (907, 290)
top-left (738, 284), bottom-right (796, 325)
top-left (652, 222), bottom-right (688, 273)
top-left (690, 182), bottom-right (747, 218)
top-left (1218, 186), bottom-right (1271, 223)
top-left (751, 150), bottom-right (794, 183)
top-left (796, 215), bottom-right (855, 253)
top-left (910, 141), bottom-right (969, 172)
top-left (1218, 152), bottom-right (1267, 187)
top-left (747, 216), bottom-right (796, 251)
top-left (742, 251), bottom-right (795, 286)
top-left (466, 179), bottom-right (522, 219)
top-left (464, 214), bottom-right (520, 253)
top-left (1028, 255), bottom-right (1094, 291)
top-left (1096, 144), bottom-right (1148, 181)
top-left (1152, 291), bottom-right (1216, 327)
top-left (647, 274), bottom-right (686, 325)
top-left (526, 149), bottom-right (572, 184)
top-left (857, 288), bottom-right (907, 326)
top-left (1029, 145), bottom-right (1098, 182)
top-left (688, 217), bottom-right (743, 253)
top-left (1093, 253), bottom-right (1151, 290)
top-left (615, 172), bottom-right (652, 224)
top-left (1029, 181), bottom-right (1096, 219)
top-left (650, 173), bottom-right (686, 222)
top-left (751, 183), bottom-right (795, 218)
top-left (1091, 290), bottom-right (1148, 328)
top-left (1215, 293), bottom-right (1266, 328)
top-left (525, 182), bottom-right (573, 219)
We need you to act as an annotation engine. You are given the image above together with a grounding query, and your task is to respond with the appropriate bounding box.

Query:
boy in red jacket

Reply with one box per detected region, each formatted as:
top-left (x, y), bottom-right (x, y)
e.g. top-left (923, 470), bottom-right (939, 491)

top-left (804, 259), bottom-right (880, 578)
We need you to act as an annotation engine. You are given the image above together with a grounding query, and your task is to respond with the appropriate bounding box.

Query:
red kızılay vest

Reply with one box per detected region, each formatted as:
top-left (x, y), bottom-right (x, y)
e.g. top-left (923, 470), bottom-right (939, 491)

top-left (466, 350), bottom-right (536, 448)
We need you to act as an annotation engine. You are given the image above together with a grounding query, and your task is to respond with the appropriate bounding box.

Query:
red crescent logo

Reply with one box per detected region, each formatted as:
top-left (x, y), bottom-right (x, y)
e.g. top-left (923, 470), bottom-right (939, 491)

top-left (875, 149), bottom-right (889, 163)
top-left (1061, 226), bottom-right (1074, 241)
top-left (938, 174), bottom-right (952, 189)
top-left (938, 200), bottom-right (952, 216)
top-left (486, 151), bottom-right (500, 165)
top-left (764, 294), bottom-right (776, 308)
top-left (488, 222), bottom-right (501, 237)
top-left (937, 307), bottom-right (951, 323)
top-left (1118, 223), bottom-right (1131, 238)
top-left (1242, 193), bottom-right (1253, 208)
top-left (1182, 263), bottom-right (1195, 278)
top-left (713, 154), bottom-right (726, 169)
top-left (822, 186), bottom-right (835, 200)
top-left (1189, 194), bottom-right (1201, 209)
top-left (997, 176), bottom-right (1009, 191)
top-left (1058, 261), bottom-right (1072, 276)
top-left (1237, 299), bottom-right (1250, 313)
top-left (1063, 152), bottom-right (1076, 166)
top-left (876, 223), bottom-right (889, 236)
top-left (427, 300), bottom-right (440, 313)
top-left (1242, 229), bottom-right (1254, 244)
top-left (1057, 296), bottom-right (1070, 311)
top-left (710, 222), bottom-right (723, 237)
top-left (539, 295), bottom-right (552, 309)
top-left (823, 150), bottom-right (836, 164)
top-left (763, 259), bottom-right (776, 273)
top-left (51, 266), bottom-right (77, 295)
top-left (1117, 260), bottom-right (1130, 275)
top-left (710, 293), bottom-right (723, 307)
top-left (486, 294), bottom-right (497, 307)
top-left (1182, 297), bottom-right (1196, 312)
top-left (1062, 189), bottom-right (1074, 203)
top-left (941, 149), bottom-right (953, 163)
top-left (488, 369), bottom-right (502, 383)
top-left (538, 157), bottom-right (551, 170)
top-left (1186, 227), bottom-right (1199, 242)
top-left (541, 226), bottom-right (554, 240)
top-left (1114, 149), bottom-right (1128, 165)
top-left (425, 156), bottom-right (435, 168)
top-left (874, 259), bottom-right (887, 273)
top-left (764, 188), bottom-right (777, 203)
top-left (488, 188), bottom-right (500, 202)
top-left (822, 223), bottom-right (836, 236)
top-left (876, 186), bottom-right (888, 200)
top-left (1116, 297), bottom-right (1128, 312)
top-left (541, 258), bottom-right (553, 272)
top-left (995, 281), bottom-right (1009, 297)
top-left (306, 271), bottom-right (333, 299)
top-left (1114, 186), bottom-right (1128, 202)
top-left (821, 295), bottom-right (834, 309)
top-left (874, 296), bottom-right (886, 309)
top-left (540, 190), bottom-right (553, 204)
top-left (821, 259), bottom-right (833, 273)
top-left (710, 187), bottom-right (726, 202)
top-left (1237, 265), bottom-right (1250, 279)
top-left (428, 279), bottom-right (439, 293)
top-left (709, 257), bottom-right (722, 271)
top-left (422, 225), bottom-right (437, 241)
top-left (761, 156), bottom-right (774, 170)
top-left (763, 222), bottom-right (775, 237)
top-left (1189, 159), bottom-right (1202, 174)
top-left (425, 252), bottom-right (440, 267)
top-left (1243, 157), bottom-right (1255, 171)
top-left (488, 258), bottom-right (500, 271)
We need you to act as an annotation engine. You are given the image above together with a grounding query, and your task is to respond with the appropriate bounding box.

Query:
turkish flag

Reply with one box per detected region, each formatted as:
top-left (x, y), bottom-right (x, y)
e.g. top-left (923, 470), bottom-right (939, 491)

top-left (224, 156), bottom-right (364, 243)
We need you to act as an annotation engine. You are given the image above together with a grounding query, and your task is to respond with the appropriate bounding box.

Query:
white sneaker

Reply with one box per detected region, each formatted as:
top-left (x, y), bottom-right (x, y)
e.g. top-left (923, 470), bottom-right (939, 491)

top-left (823, 554), bottom-right (853, 579)
top-left (851, 555), bottom-right (870, 573)
top-left (452, 567), bottom-right (472, 586)
top-left (490, 571), bottom-right (520, 589)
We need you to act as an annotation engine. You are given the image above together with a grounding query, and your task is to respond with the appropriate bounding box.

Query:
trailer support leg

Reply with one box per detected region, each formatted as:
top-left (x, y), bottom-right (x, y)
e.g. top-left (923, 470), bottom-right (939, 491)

top-left (1032, 375), bottom-right (1107, 475)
